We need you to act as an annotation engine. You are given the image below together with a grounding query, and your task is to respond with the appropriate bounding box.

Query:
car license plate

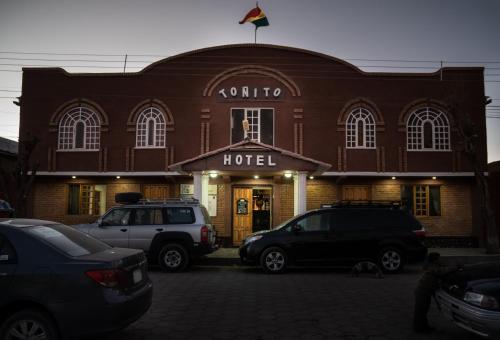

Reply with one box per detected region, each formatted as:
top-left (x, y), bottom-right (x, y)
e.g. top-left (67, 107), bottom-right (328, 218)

top-left (133, 269), bottom-right (143, 284)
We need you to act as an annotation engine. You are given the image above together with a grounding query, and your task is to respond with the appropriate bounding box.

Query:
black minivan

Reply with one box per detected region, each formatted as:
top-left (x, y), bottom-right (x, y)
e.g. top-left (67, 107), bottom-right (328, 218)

top-left (239, 204), bottom-right (427, 274)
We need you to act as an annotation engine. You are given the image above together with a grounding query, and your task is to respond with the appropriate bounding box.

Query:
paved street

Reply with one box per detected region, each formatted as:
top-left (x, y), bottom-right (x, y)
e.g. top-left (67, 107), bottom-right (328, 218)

top-left (97, 265), bottom-right (479, 340)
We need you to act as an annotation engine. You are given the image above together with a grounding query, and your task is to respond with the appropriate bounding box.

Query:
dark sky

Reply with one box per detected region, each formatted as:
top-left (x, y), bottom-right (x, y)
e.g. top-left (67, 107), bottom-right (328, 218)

top-left (1, 0), bottom-right (499, 161)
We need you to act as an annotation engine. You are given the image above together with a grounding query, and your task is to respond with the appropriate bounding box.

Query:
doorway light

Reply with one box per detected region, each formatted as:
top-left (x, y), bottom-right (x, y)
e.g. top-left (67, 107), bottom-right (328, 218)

top-left (71, 175), bottom-right (76, 179)
top-left (284, 172), bottom-right (293, 178)
top-left (309, 176), bottom-right (314, 180)
top-left (391, 176), bottom-right (396, 180)
top-left (209, 171), bottom-right (218, 178)
top-left (432, 176), bottom-right (437, 180)
top-left (116, 176), bottom-right (121, 179)
top-left (254, 175), bottom-right (259, 179)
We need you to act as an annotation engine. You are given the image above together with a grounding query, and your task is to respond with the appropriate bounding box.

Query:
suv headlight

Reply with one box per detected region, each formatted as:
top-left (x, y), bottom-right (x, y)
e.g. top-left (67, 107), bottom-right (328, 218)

top-left (464, 292), bottom-right (499, 309)
top-left (244, 235), bottom-right (263, 245)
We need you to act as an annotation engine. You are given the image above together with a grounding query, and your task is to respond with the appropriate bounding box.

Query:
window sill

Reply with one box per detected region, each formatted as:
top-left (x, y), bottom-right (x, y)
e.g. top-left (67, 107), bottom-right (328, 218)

top-left (134, 146), bottom-right (165, 150)
top-left (346, 147), bottom-right (377, 150)
top-left (56, 149), bottom-right (99, 152)
top-left (407, 149), bottom-right (452, 152)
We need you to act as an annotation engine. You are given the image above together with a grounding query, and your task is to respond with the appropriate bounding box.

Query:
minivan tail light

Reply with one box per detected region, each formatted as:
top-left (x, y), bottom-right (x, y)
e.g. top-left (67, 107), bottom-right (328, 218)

top-left (86, 269), bottom-right (127, 288)
top-left (201, 225), bottom-right (209, 244)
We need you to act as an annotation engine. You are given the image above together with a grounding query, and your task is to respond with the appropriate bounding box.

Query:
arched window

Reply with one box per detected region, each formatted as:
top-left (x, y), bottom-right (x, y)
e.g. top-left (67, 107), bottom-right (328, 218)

top-left (407, 107), bottom-right (450, 151)
top-left (136, 107), bottom-right (166, 148)
top-left (346, 107), bottom-right (376, 148)
top-left (58, 107), bottom-right (100, 150)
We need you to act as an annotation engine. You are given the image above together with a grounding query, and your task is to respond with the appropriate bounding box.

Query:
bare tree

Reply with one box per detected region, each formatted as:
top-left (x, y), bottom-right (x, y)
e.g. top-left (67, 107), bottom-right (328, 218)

top-left (0, 136), bottom-right (39, 217)
top-left (450, 98), bottom-right (499, 254)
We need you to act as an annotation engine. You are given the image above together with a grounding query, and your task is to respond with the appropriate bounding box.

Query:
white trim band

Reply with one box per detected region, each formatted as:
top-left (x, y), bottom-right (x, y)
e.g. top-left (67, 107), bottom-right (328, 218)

top-left (320, 172), bottom-right (483, 177)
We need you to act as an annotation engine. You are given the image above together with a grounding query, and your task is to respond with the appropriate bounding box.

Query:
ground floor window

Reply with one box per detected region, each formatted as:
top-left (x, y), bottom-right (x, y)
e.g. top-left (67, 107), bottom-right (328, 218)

top-left (68, 184), bottom-right (106, 215)
top-left (401, 185), bottom-right (441, 216)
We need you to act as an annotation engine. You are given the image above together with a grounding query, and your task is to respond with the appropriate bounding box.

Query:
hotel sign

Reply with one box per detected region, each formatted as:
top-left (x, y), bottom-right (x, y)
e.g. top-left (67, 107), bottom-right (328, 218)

top-left (218, 86), bottom-right (282, 100)
top-left (223, 153), bottom-right (276, 167)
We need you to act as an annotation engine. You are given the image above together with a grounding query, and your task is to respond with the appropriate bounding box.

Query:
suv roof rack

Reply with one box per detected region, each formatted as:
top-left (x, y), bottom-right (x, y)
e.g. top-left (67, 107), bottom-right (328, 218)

top-left (137, 197), bottom-right (200, 205)
top-left (320, 200), bottom-right (401, 209)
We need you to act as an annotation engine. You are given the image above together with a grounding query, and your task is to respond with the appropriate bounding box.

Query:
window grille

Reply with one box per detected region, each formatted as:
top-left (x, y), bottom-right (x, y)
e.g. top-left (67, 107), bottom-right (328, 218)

top-left (346, 108), bottom-right (376, 148)
top-left (58, 107), bottom-right (100, 150)
top-left (244, 109), bottom-right (260, 142)
top-left (407, 107), bottom-right (450, 151)
top-left (136, 107), bottom-right (166, 148)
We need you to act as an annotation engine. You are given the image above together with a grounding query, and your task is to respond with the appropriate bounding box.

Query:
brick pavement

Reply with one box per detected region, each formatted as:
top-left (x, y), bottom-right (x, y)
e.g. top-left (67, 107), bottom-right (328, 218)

top-left (96, 265), bottom-right (478, 340)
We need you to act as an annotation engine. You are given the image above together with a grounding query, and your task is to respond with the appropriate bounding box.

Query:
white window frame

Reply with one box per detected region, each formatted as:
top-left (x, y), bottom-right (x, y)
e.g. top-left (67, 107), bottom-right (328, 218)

top-left (407, 107), bottom-right (450, 151)
top-left (58, 107), bottom-right (100, 151)
top-left (135, 107), bottom-right (166, 148)
top-left (346, 107), bottom-right (376, 149)
top-left (230, 107), bottom-right (275, 145)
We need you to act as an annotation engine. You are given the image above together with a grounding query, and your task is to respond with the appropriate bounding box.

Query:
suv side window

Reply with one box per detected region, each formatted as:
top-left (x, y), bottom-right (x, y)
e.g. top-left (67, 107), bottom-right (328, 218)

top-left (294, 213), bottom-right (330, 232)
top-left (133, 208), bottom-right (164, 225)
top-left (331, 210), bottom-right (373, 231)
top-left (166, 207), bottom-right (195, 224)
top-left (101, 208), bottom-right (131, 226)
top-left (0, 234), bottom-right (17, 264)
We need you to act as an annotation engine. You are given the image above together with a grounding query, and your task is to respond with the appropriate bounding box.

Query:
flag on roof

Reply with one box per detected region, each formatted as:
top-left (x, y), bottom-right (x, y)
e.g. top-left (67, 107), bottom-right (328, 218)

top-left (239, 4), bottom-right (269, 28)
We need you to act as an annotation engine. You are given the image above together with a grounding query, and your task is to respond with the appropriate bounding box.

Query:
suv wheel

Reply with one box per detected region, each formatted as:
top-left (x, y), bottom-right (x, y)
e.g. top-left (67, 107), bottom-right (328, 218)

top-left (159, 244), bottom-right (189, 272)
top-left (260, 247), bottom-right (287, 274)
top-left (378, 247), bottom-right (405, 273)
top-left (0, 309), bottom-right (59, 340)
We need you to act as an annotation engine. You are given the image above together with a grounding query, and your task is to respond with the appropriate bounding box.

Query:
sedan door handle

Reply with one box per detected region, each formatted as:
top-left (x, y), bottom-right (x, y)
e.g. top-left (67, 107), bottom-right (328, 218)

top-left (120, 228), bottom-right (128, 232)
top-left (156, 228), bottom-right (164, 232)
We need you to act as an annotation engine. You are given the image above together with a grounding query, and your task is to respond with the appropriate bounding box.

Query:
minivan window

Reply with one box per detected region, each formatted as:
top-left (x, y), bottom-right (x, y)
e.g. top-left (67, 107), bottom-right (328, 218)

top-left (294, 213), bottom-right (330, 232)
top-left (166, 207), bottom-right (195, 224)
top-left (26, 224), bottom-right (110, 257)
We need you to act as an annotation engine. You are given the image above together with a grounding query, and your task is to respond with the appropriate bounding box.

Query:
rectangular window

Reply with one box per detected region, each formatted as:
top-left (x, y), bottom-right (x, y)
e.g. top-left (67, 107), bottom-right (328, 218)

top-left (68, 184), bottom-right (106, 215)
top-left (231, 108), bottom-right (274, 145)
top-left (133, 208), bottom-right (164, 225)
top-left (401, 185), bottom-right (441, 217)
top-left (166, 207), bottom-right (195, 224)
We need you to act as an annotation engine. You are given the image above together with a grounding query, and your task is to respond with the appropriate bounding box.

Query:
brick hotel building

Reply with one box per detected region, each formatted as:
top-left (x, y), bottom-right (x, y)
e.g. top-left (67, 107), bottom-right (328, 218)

top-left (19, 44), bottom-right (488, 245)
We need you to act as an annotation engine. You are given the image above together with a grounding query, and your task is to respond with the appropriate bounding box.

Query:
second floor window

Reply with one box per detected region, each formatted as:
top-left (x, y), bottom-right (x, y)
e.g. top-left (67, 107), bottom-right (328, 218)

top-left (136, 107), bottom-right (166, 148)
top-left (346, 107), bottom-right (376, 148)
top-left (58, 107), bottom-right (100, 151)
top-left (407, 107), bottom-right (450, 151)
top-left (231, 108), bottom-right (274, 145)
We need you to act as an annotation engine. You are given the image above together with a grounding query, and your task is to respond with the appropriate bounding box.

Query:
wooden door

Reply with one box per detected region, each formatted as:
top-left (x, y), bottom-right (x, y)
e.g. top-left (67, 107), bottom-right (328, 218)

top-left (342, 186), bottom-right (371, 201)
top-left (232, 187), bottom-right (253, 245)
top-left (143, 185), bottom-right (169, 200)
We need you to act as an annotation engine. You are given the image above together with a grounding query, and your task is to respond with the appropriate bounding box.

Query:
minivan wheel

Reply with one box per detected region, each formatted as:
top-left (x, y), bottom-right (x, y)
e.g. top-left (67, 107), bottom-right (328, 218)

top-left (378, 247), bottom-right (405, 273)
top-left (0, 309), bottom-right (59, 340)
top-left (159, 244), bottom-right (189, 272)
top-left (260, 247), bottom-right (287, 274)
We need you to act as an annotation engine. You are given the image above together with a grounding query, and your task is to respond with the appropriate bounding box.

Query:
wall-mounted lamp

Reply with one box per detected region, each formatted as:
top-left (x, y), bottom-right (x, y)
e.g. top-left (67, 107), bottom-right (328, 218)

top-left (284, 172), bottom-right (293, 179)
top-left (116, 176), bottom-right (121, 179)
top-left (254, 175), bottom-right (259, 179)
top-left (71, 175), bottom-right (76, 179)
top-left (391, 176), bottom-right (396, 180)
top-left (209, 171), bottom-right (218, 178)
top-left (432, 176), bottom-right (437, 180)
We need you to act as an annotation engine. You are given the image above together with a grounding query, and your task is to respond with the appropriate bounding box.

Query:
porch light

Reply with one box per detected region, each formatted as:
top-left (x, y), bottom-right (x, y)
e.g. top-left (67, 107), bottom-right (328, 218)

top-left (71, 175), bottom-right (76, 179)
top-left (254, 175), bottom-right (259, 179)
top-left (116, 176), bottom-right (121, 179)
top-left (209, 171), bottom-right (218, 178)
top-left (391, 176), bottom-right (396, 180)
top-left (432, 176), bottom-right (437, 180)
top-left (309, 176), bottom-right (314, 180)
top-left (284, 172), bottom-right (293, 178)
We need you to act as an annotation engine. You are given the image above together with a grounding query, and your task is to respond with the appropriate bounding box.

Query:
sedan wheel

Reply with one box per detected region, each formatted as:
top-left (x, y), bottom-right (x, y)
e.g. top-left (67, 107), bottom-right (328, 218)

top-left (261, 247), bottom-right (287, 274)
top-left (0, 310), bottom-right (58, 340)
top-left (379, 247), bottom-right (404, 273)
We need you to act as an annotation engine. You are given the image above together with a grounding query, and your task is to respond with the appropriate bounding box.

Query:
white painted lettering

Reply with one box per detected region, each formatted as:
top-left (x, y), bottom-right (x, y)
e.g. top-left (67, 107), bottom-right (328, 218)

top-left (245, 154), bottom-right (253, 165)
top-left (235, 155), bottom-right (243, 165)
top-left (242, 86), bottom-right (249, 98)
top-left (223, 154), bottom-right (231, 165)
top-left (263, 87), bottom-right (270, 97)
top-left (268, 155), bottom-right (276, 166)
top-left (273, 88), bottom-right (282, 97)
top-left (230, 87), bottom-right (237, 97)
top-left (218, 88), bottom-right (227, 99)
top-left (256, 155), bottom-right (264, 166)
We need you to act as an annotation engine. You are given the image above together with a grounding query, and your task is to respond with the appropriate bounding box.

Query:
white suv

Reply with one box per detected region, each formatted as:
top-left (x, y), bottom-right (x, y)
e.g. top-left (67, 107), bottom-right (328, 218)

top-left (74, 193), bottom-right (217, 272)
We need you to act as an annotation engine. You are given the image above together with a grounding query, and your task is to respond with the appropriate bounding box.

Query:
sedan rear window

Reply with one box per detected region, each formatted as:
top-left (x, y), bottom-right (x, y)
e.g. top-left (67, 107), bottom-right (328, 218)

top-left (26, 224), bottom-right (110, 257)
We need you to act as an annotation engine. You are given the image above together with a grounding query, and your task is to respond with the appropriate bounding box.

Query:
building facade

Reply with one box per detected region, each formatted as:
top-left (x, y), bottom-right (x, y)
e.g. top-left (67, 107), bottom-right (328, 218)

top-left (20, 44), bottom-right (487, 246)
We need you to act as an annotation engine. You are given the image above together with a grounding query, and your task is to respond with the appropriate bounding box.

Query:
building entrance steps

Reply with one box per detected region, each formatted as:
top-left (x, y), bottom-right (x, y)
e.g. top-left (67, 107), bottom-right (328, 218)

top-left (198, 247), bottom-right (500, 267)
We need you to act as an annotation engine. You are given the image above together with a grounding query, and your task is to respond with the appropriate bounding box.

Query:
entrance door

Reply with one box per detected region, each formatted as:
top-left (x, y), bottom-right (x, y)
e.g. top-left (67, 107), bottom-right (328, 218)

top-left (232, 188), bottom-right (253, 245)
top-left (342, 186), bottom-right (371, 201)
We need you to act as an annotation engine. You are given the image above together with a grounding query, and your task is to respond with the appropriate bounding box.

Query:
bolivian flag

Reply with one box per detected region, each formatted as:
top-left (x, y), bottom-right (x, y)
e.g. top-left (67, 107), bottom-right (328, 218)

top-left (239, 5), bottom-right (269, 27)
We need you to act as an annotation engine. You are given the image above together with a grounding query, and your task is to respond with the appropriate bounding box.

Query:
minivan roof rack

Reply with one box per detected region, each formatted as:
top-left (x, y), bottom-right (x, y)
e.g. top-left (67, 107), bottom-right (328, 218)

top-left (137, 197), bottom-right (200, 205)
top-left (320, 200), bottom-right (401, 209)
